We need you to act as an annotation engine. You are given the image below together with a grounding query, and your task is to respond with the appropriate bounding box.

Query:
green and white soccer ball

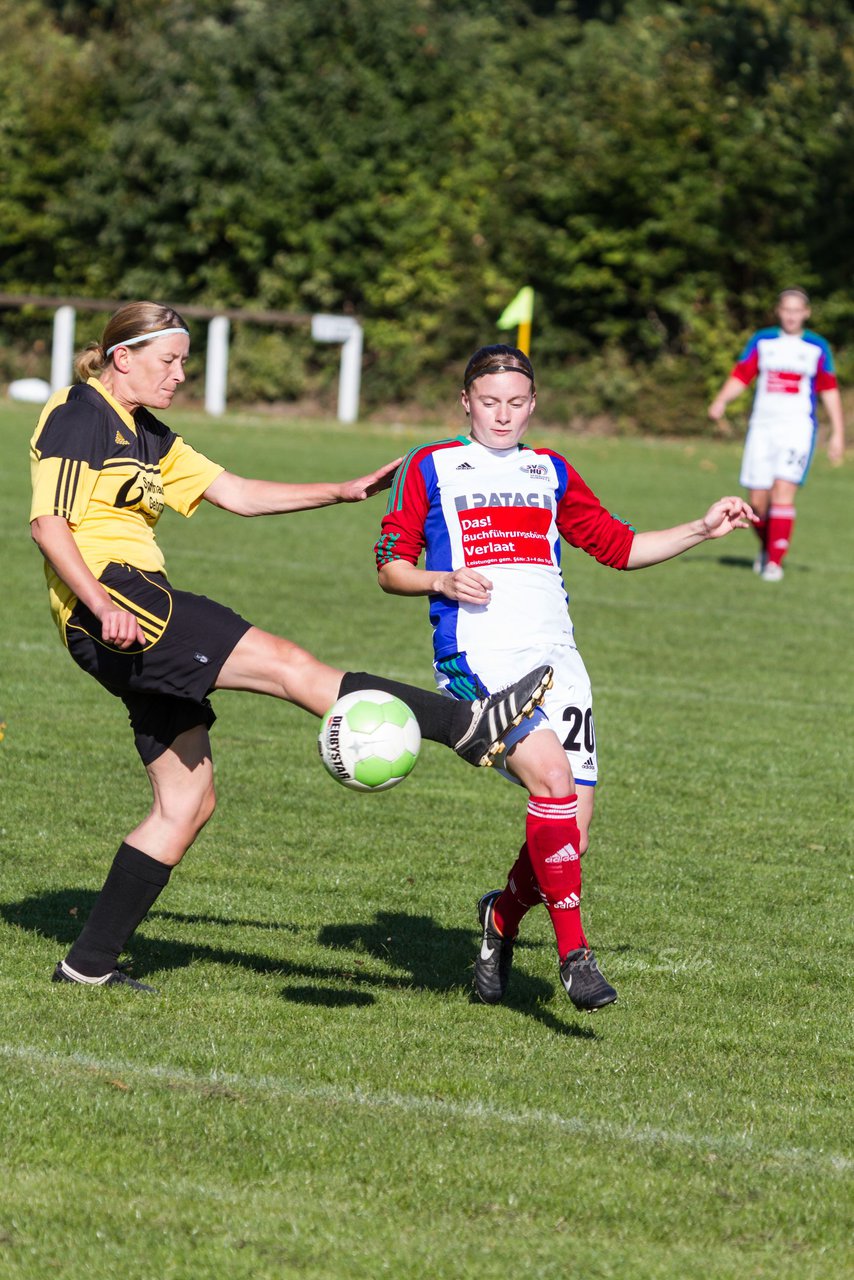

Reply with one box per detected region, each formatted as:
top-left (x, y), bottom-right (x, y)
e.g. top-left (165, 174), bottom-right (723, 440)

top-left (318, 690), bottom-right (421, 792)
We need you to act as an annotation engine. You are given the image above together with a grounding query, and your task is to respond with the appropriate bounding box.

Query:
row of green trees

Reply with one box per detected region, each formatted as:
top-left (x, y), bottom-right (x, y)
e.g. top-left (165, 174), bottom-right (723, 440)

top-left (3, 0), bottom-right (853, 426)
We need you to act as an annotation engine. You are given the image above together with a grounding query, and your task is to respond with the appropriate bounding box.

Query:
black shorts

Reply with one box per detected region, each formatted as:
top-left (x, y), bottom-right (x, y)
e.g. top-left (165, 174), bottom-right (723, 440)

top-left (66, 563), bottom-right (252, 766)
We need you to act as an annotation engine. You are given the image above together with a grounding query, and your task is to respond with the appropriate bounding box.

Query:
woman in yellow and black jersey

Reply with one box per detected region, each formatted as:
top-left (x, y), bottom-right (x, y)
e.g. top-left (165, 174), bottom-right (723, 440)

top-left (31, 333), bottom-right (221, 643)
top-left (29, 301), bottom-right (552, 991)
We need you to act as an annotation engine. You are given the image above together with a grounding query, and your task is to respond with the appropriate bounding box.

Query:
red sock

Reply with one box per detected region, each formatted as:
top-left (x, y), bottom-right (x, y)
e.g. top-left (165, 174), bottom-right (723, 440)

top-left (524, 795), bottom-right (587, 958)
top-left (754, 514), bottom-right (768, 550)
top-left (766, 504), bottom-right (795, 566)
top-left (492, 843), bottom-right (542, 939)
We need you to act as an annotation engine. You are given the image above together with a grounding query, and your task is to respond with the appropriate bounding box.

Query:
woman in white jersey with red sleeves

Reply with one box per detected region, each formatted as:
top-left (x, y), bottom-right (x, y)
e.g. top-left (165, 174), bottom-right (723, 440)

top-left (709, 288), bottom-right (845, 582)
top-left (375, 344), bottom-right (755, 1013)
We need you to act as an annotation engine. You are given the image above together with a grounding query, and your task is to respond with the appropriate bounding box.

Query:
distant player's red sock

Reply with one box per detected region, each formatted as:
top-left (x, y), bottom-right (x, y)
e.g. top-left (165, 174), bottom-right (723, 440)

top-left (524, 795), bottom-right (587, 958)
top-left (492, 843), bottom-right (542, 939)
top-left (766, 504), bottom-right (796, 566)
top-left (754, 514), bottom-right (768, 552)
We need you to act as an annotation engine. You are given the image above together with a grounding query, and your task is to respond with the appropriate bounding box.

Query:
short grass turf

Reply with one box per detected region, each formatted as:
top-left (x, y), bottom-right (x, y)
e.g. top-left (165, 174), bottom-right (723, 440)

top-left (0, 401), bottom-right (851, 1280)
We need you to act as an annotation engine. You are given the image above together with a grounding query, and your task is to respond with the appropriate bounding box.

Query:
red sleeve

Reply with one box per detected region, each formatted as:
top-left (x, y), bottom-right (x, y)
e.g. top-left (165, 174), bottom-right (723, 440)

top-left (732, 347), bottom-right (759, 384)
top-left (554, 461), bottom-right (635, 569)
top-left (375, 450), bottom-right (431, 568)
top-left (815, 362), bottom-right (838, 393)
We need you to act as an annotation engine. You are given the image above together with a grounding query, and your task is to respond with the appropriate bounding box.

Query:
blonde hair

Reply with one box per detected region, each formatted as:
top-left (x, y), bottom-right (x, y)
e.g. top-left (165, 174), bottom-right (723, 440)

top-left (74, 301), bottom-right (189, 382)
top-left (777, 287), bottom-right (810, 306)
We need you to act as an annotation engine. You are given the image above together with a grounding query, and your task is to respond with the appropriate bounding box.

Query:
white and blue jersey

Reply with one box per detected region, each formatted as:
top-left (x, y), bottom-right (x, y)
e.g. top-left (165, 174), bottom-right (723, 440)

top-left (732, 329), bottom-right (837, 487)
top-left (376, 435), bottom-right (635, 786)
top-left (733, 328), bottom-right (837, 432)
top-left (376, 436), bottom-right (633, 671)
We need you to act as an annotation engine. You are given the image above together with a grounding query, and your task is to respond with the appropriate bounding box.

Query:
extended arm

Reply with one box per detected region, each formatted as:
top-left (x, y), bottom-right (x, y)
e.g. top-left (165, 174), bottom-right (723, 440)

top-left (378, 558), bottom-right (493, 604)
top-left (203, 458), bottom-right (402, 516)
top-left (627, 497), bottom-right (756, 569)
top-left (378, 497), bottom-right (755, 584)
top-left (708, 376), bottom-right (748, 421)
top-left (30, 515), bottom-right (146, 648)
top-left (820, 387), bottom-right (845, 465)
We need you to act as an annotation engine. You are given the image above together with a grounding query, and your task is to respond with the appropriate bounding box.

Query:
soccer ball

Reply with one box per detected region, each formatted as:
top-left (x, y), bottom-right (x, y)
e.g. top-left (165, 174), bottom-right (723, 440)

top-left (317, 690), bottom-right (421, 792)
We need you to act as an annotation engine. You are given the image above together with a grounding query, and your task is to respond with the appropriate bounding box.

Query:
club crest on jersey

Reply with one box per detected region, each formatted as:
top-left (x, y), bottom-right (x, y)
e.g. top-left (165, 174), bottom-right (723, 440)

top-left (520, 462), bottom-right (549, 479)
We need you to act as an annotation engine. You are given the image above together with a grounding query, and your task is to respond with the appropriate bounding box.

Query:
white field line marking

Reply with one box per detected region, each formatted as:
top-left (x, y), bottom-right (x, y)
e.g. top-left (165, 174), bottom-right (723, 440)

top-left (2, 1042), bottom-right (851, 1176)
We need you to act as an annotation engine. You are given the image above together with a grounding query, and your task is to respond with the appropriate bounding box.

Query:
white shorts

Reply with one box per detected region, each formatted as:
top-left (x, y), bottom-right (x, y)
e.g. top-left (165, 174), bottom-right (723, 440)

top-left (435, 642), bottom-right (598, 787)
top-left (740, 419), bottom-right (816, 489)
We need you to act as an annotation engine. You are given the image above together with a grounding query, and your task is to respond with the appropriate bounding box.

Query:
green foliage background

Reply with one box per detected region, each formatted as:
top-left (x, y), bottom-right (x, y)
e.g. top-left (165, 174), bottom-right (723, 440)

top-left (2, 0), bottom-right (853, 422)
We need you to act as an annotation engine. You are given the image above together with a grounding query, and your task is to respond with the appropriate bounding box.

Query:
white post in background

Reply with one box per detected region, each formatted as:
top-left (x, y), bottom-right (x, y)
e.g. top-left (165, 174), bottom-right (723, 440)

top-left (51, 306), bottom-right (76, 391)
top-left (205, 315), bottom-right (230, 416)
top-left (311, 314), bottom-right (363, 423)
top-left (337, 322), bottom-right (363, 425)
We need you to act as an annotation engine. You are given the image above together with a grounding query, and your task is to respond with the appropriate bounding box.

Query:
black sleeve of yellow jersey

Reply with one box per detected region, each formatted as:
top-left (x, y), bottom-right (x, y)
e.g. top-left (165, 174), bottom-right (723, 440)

top-left (30, 396), bottom-right (110, 526)
top-left (34, 398), bottom-right (110, 468)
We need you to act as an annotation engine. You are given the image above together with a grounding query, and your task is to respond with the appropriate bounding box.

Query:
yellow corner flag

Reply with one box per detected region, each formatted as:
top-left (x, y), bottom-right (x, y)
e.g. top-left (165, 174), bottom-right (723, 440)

top-left (497, 286), bottom-right (534, 355)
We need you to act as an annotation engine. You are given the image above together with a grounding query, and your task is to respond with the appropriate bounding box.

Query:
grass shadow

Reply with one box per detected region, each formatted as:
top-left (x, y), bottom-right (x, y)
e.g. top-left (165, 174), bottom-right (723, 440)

top-left (282, 986), bottom-right (374, 1008)
top-left (1, 885), bottom-right (318, 980)
top-left (2, 890), bottom-right (597, 1034)
top-left (712, 554), bottom-right (756, 571)
top-left (152, 908), bottom-right (300, 933)
top-left (2, 888), bottom-right (378, 997)
top-left (713, 553), bottom-right (809, 574)
top-left (319, 911), bottom-right (597, 1038)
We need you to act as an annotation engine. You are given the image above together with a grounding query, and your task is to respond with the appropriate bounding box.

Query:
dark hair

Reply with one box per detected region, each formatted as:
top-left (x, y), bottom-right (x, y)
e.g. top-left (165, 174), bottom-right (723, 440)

top-left (777, 287), bottom-right (810, 306)
top-left (463, 344), bottom-right (535, 391)
top-left (74, 301), bottom-right (189, 382)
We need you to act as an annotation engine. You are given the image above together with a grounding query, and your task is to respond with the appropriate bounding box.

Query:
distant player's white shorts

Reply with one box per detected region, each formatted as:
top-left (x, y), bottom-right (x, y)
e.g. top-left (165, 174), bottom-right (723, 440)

top-left (740, 419), bottom-right (816, 489)
top-left (435, 642), bottom-right (598, 788)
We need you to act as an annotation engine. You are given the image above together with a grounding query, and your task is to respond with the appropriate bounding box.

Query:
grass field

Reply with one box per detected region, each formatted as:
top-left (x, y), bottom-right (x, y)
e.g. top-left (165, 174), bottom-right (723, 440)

top-left (1, 400), bottom-right (851, 1280)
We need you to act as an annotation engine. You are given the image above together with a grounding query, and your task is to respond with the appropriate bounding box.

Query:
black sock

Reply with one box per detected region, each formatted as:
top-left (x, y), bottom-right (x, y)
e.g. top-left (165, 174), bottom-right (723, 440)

top-left (65, 842), bottom-right (172, 977)
top-left (338, 672), bottom-right (471, 746)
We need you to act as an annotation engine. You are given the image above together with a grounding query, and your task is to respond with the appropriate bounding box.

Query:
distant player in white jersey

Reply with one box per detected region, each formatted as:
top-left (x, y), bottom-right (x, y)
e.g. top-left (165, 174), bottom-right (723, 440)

top-left (709, 288), bottom-right (845, 582)
top-left (375, 345), bottom-right (756, 1013)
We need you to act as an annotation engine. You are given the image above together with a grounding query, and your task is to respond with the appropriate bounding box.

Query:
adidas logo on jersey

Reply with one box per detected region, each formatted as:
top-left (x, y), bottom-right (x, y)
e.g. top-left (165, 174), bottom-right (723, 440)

top-left (456, 461), bottom-right (475, 470)
top-left (545, 843), bottom-right (579, 864)
top-left (581, 756), bottom-right (595, 771)
top-left (115, 430), bottom-right (130, 446)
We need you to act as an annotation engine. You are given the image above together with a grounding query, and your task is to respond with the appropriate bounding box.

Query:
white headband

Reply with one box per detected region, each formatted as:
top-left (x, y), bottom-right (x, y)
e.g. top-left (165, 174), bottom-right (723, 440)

top-left (106, 327), bottom-right (189, 358)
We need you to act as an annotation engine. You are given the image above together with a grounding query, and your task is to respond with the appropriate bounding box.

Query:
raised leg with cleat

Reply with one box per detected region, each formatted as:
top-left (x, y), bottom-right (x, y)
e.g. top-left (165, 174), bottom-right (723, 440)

top-left (454, 665), bottom-right (553, 768)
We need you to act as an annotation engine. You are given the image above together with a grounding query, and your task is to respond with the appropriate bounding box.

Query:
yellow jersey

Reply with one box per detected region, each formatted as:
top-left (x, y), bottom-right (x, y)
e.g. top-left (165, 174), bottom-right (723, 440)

top-left (30, 378), bottom-right (223, 643)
